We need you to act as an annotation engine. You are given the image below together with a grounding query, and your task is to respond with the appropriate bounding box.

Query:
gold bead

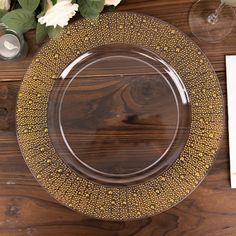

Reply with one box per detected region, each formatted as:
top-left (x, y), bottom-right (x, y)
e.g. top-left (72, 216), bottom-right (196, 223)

top-left (209, 133), bottom-right (214, 138)
top-left (51, 74), bottom-right (57, 80)
top-left (161, 177), bottom-right (166, 181)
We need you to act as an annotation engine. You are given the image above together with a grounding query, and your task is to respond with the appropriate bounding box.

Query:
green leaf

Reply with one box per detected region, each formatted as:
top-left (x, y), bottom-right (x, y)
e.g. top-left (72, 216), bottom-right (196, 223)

top-left (18, 0), bottom-right (40, 12)
top-left (0, 9), bottom-right (7, 19)
top-left (51, 0), bottom-right (57, 5)
top-left (36, 22), bottom-right (47, 44)
top-left (104, 5), bottom-right (116, 12)
top-left (79, 0), bottom-right (105, 18)
top-left (2, 9), bottom-right (36, 33)
top-left (47, 26), bottom-right (63, 39)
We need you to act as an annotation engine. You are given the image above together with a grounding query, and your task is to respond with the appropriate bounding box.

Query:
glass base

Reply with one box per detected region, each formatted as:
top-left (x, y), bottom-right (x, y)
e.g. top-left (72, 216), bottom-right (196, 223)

top-left (48, 44), bottom-right (191, 185)
top-left (189, 0), bottom-right (236, 43)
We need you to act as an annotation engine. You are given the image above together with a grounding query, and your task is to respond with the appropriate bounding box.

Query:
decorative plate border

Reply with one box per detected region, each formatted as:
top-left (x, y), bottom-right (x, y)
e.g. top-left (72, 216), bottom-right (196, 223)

top-left (16, 12), bottom-right (224, 221)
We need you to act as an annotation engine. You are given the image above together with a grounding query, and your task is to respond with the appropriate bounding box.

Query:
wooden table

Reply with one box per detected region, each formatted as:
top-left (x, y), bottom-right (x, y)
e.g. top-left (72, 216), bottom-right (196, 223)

top-left (0, 0), bottom-right (234, 235)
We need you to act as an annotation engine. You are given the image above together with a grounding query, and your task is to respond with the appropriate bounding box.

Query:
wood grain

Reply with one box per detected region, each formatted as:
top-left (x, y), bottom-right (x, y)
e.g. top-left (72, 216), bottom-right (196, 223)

top-left (0, 0), bottom-right (234, 235)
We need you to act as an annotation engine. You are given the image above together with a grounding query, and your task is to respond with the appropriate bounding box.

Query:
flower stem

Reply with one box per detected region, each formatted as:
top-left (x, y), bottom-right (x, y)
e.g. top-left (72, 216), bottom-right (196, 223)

top-left (207, 2), bottom-right (225, 24)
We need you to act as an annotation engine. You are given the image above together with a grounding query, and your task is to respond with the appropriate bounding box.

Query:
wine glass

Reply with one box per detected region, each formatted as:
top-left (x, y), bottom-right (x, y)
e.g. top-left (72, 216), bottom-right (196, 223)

top-left (189, 0), bottom-right (236, 43)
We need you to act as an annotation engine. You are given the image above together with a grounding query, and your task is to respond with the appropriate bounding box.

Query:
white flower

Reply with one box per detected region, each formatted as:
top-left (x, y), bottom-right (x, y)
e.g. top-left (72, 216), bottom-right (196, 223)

top-left (105, 0), bottom-right (121, 6)
top-left (221, 0), bottom-right (236, 7)
top-left (0, 0), bottom-right (10, 11)
top-left (38, 0), bottom-right (79, 28)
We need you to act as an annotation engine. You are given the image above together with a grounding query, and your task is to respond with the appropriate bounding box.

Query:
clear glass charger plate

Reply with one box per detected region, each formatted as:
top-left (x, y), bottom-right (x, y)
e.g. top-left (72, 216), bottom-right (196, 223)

top-left (16, 12), bottom-right (224, 221)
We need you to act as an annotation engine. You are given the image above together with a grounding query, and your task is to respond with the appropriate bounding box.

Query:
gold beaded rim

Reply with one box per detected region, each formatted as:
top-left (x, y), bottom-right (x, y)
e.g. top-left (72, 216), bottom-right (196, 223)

top-left (16, 12), bottom-right (224, 221)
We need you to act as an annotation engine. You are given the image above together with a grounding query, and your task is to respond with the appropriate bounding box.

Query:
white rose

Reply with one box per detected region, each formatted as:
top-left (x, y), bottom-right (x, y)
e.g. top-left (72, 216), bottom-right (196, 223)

top-left (0, 0), bottom-right (10, 10)
top-left (38, 0), bottom-right (79, 28)
top-left (105, 0), bottom-right (121, 6)
top-left (221, 0), bottom-right (236, 7)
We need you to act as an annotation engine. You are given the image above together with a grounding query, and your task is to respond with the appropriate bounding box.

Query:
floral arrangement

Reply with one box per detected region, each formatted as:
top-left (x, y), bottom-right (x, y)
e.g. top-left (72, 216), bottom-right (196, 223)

top-left (0, 0), bottom-right (121, 43)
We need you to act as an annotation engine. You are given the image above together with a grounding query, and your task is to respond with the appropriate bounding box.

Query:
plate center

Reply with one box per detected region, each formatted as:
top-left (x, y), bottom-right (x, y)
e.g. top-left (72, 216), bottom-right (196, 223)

top-left (49, 44), bottom-right (191, 184)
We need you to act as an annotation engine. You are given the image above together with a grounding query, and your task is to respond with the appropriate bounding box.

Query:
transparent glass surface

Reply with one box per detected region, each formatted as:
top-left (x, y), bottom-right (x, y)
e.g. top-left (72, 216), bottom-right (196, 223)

top-left (48, 44), bottom-right (191, 185)
top-left (189, 0), bottom-right (236, 43)
top-left (0, 25), bottom-right (28, 60)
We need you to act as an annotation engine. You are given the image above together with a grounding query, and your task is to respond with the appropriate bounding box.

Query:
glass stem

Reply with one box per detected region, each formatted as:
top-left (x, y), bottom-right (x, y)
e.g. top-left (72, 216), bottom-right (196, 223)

top-left (208, 2), bottom-right (225, 24)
